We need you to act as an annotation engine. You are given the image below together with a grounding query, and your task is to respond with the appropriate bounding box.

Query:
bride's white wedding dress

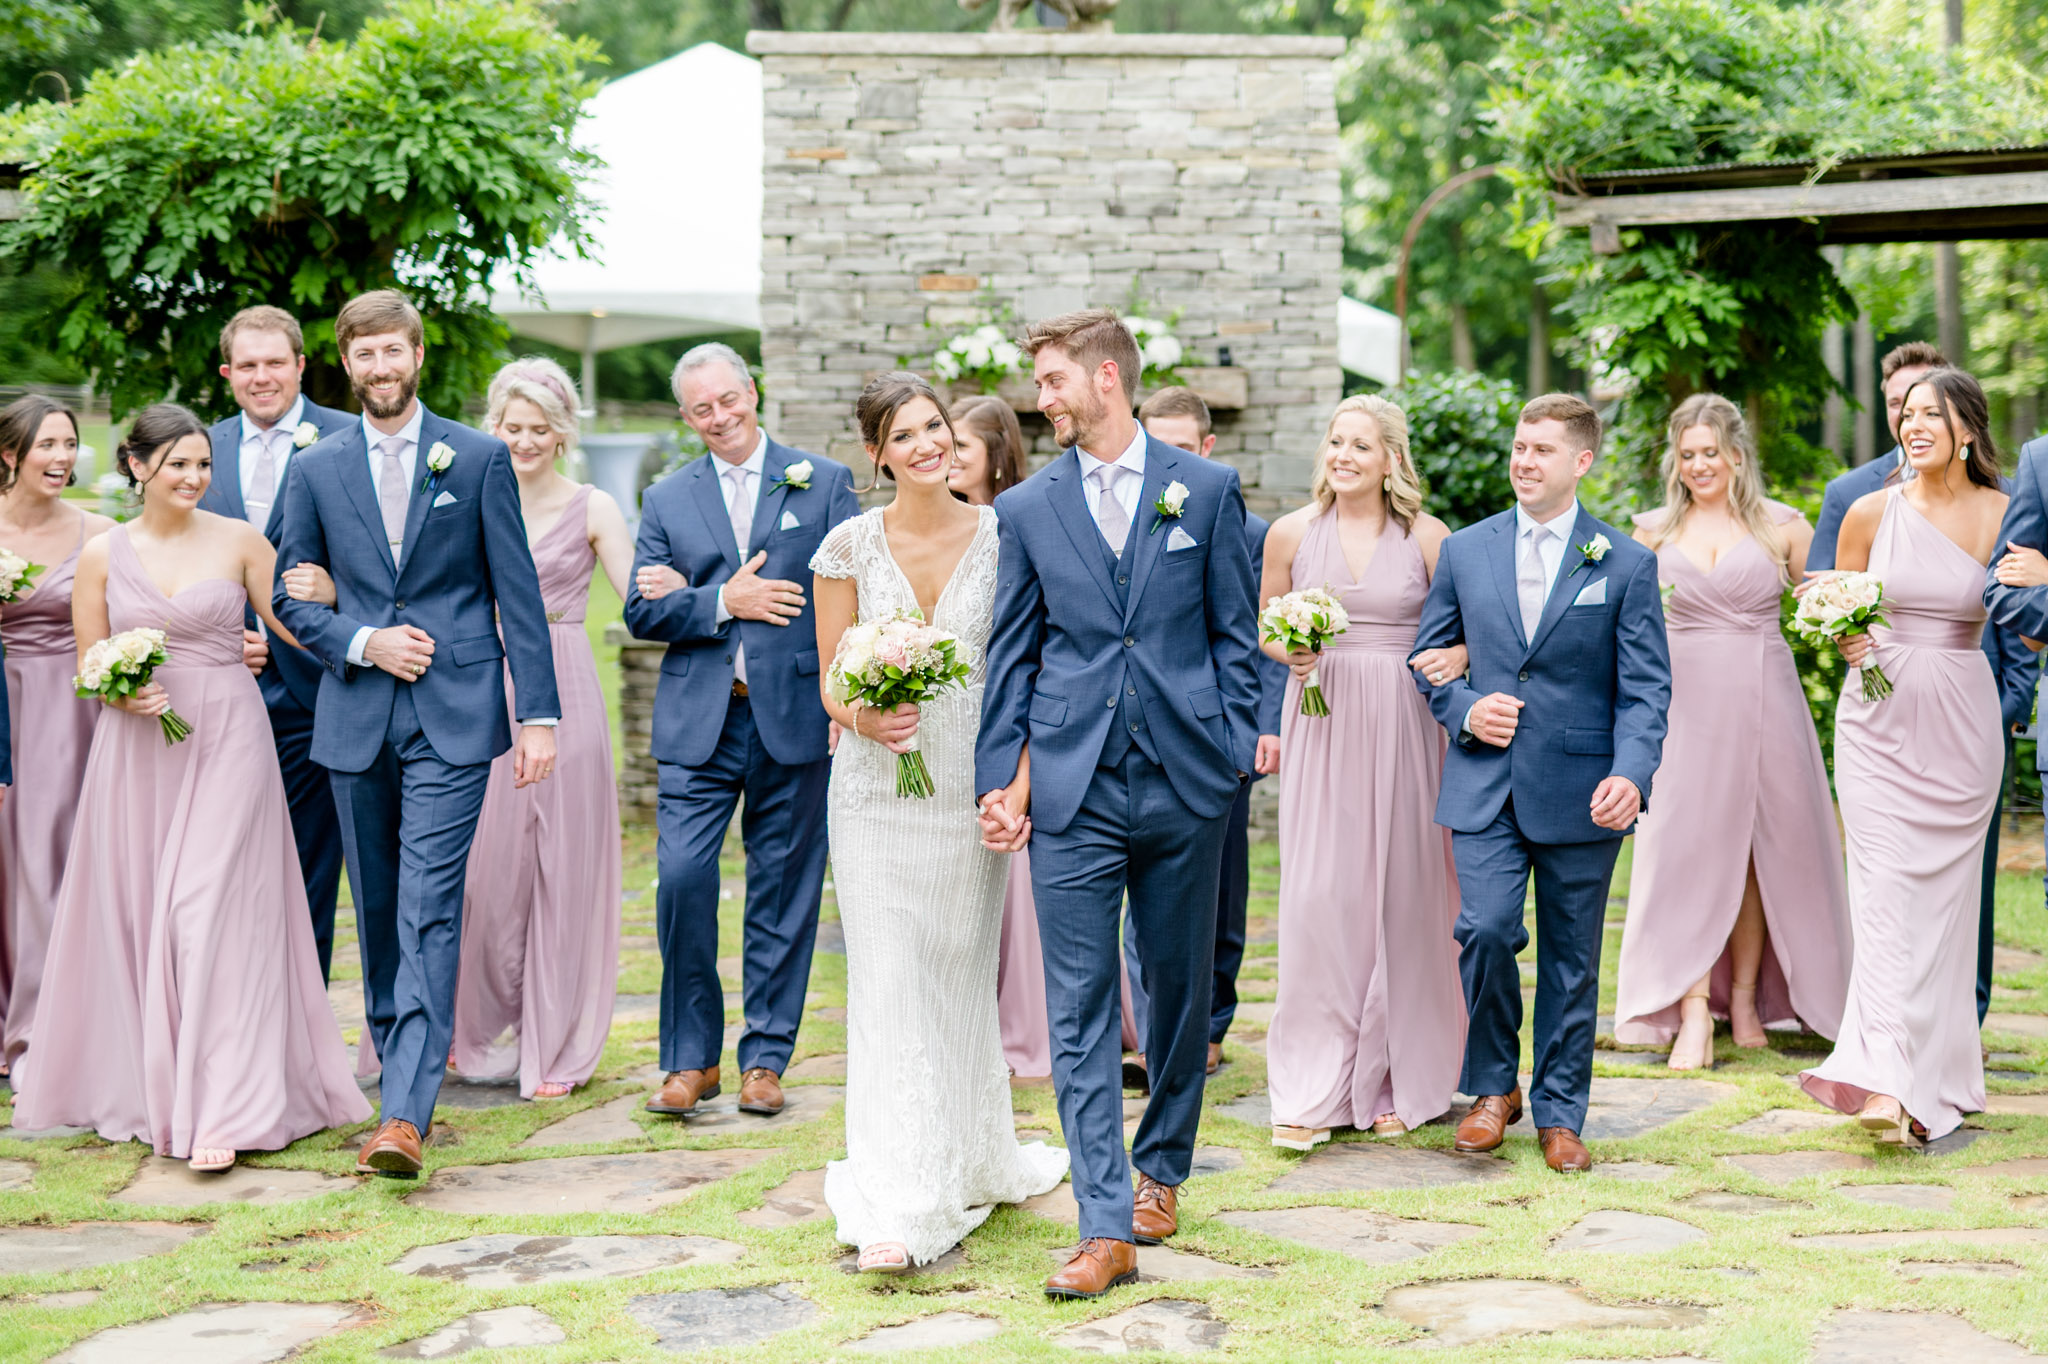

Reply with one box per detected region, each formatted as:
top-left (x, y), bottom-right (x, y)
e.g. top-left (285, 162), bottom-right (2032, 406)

top-left (811, 505), bottom-right (1068, 1264)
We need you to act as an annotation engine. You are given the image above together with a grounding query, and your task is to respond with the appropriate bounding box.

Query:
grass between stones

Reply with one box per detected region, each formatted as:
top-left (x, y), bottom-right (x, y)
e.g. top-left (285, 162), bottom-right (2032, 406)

top-left (2, 833), bottom-right (2046, 1361)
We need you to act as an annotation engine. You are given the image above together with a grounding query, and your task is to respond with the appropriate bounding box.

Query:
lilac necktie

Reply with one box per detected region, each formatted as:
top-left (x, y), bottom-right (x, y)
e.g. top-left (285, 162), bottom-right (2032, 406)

top-left (1517, 524), bottom-right (1548, 640)
top-left (1093, 465), bottom-right (1128, 555)
top-left (379, 437), bottom-right (409, 562)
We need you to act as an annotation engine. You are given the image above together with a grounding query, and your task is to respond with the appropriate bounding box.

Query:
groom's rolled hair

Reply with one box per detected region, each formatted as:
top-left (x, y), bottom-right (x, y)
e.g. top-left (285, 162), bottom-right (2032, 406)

top-left (335, 289), bottom-right (424, 352)
top-left (1020, 309), bottom-right (1143, 403)
top-left (219, 305), bottom-right (304, 362)
top-left (1519, 392), bottom-right (1603, 457)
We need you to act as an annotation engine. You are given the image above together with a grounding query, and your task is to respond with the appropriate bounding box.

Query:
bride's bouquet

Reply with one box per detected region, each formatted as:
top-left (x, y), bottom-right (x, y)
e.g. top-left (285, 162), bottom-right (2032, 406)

top-left (0, 546), bottom-right (43, 603)
top-left (1791, 571), bottom-right (1892, 702)
top-left (1260, 587), bottom-right (1350, 717)
top-left (828, 610), bottom-right (972, 799)
top-left (76, 627), bottom-right (193, 744)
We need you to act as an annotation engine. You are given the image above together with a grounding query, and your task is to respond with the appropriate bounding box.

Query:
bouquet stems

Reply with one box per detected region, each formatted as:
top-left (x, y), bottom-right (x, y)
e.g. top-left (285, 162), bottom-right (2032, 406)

top-left (1299, 658), bottom-right (1330, 717)
top-left (1856, 661), bottom-right (1893, 703)
top-left (159, 708), bottom-right (193, 745)
top-left (895, 750), bottom-right (934, 799)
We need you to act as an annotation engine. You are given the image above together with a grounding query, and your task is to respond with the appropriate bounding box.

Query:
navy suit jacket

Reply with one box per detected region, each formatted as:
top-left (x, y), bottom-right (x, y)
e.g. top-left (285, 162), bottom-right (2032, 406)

top-left (623, 440), bottom-right (858, 769)
top-left (975, 439), bottom-right (1261, 835)
top-left (1823, 448), bottom-right (2038, 736)
top-left (1244, 511), bottom-right (1287, 750)
top-left (1983, 436), bottom-right (2048, 759)
top-left (200, 399), bottom-right (354, 713)
top-left (1413, 506), bottom-right (1672, 844)
top-left (271, 406), bottom-right (560, 773)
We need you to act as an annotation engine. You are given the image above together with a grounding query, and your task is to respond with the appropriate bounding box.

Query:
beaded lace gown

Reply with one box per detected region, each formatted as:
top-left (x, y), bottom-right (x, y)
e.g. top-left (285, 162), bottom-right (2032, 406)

top-left (811, 506), bottom-right (1067, 1264)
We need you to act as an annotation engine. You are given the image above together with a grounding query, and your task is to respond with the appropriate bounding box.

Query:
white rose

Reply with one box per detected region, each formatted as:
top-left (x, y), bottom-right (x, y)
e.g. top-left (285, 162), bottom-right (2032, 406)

top-left (1583, 533), bottom-right (1611, 562)
top-left (781, 459), bottom-right (814, 490)
top-left (426, 442), bottom-right (455, 474)
top-left (1160, 481), bottom-right (1189, 516)
top-left (293, 421), bottom-right (320, 449)
top-left (933, 351), bottom-right (962, 381)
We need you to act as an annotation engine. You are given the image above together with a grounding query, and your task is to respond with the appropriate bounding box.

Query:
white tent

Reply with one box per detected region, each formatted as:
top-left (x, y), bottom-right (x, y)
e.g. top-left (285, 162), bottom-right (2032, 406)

top-left (490, 43), bottom-right (763, 406)
top-left (1338, 296), bottom-right (1403, 386)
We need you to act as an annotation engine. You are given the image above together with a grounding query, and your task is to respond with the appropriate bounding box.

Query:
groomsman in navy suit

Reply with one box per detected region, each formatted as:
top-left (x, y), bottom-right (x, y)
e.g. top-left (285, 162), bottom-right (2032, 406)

top-left (1412, 394), bottom-right (1670, 1174)
top-left (198, 306), bottom-right (354, 980)
top-left (977, 311), bottom-right (1260, 1298)
top-left (1121, 386), bottom-right (1287, 1085)
top-left (625, 344), bottom-right (859, 1121)
top-left (274, 290), bottom-right (559, 1174)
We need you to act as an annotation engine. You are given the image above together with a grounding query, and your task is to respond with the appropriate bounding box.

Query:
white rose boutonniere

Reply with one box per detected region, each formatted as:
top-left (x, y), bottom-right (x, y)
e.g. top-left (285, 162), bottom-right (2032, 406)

top-left (420, 442), bottom-right (455, 492)
top-left (1568, 532), bottom-right (1611, 579)
top-left (1149, 480), bottom-right (1190, 535)
top-left (292, 421), bottom-right (320, 449)
top-left (771, 459), bottom-right (814, 493)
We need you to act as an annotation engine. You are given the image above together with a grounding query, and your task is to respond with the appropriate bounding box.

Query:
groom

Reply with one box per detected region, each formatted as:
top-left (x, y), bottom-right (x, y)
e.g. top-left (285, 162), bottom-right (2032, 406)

top-left (1411, 394), bottom-right (1669, 1174)
top-left (274, 289), bottom-right (560, 1174)
top-left (977, 310), bottom-right (1260, 1298)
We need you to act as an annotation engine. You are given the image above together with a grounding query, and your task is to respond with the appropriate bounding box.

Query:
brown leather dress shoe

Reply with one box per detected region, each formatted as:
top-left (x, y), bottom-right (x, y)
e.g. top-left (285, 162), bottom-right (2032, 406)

top-left (738, 1068), bottom-right (784, 1115)
top-left (1539, 1126), bottom-right (1592, 1173)
top-left (1132, 1174), bottom-right (1178, 1244)
top-left (356, 1119), bottom-right (424, 1176)
top-left (1206, 1042), bottom-right (1222, 1076)
top-left (1453, 1086), bottom-right (1523, 1153)
top-left (646, 1066), bottom-right (720, 1116)
top-left (1045, 1237), bottom-right (1139, 1299)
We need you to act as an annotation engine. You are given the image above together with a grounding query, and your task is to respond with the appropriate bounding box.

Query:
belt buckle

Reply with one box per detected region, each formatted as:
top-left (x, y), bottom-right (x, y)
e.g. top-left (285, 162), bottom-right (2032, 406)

top-left (732, 680), bottom-right (749, 699)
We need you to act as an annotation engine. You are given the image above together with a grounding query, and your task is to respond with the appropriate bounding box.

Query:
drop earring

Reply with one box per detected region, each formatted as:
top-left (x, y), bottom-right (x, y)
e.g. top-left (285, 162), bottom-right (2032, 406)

top-left (1382, 475), bottom-right (1392, 492)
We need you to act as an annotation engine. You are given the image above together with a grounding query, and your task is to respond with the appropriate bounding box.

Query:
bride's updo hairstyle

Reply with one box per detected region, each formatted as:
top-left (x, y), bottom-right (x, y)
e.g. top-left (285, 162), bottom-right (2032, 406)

top-left (855, 371), bottom-right (955, 493)
top-left (117, 403), bottom-right (209, 487)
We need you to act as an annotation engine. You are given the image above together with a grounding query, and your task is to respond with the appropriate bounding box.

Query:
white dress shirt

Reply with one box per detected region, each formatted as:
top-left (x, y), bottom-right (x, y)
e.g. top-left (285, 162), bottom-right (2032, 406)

top-left (1075, 422), bottom-right (1149, 537)
top-left (1460, 499), bottom-right (1581, 738)
top-left (710, 433), bottom-right (771, 687)
top-left (238, 394), bottom-right (306, 521)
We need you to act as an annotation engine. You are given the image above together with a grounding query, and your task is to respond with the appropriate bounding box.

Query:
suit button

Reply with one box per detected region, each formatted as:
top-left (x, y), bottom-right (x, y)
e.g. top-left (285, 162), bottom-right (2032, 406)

top-left (1106, 698), bottom-right (1115, 708)
top-left (395, 600), bottom-right (406, 610)
top-left (1129, 723), bottom-right (1139, 732)
top-left (1118, 575), bottom-right (1128, 585)
top-left (1518, 670), bottom-right (1529, 681)
top-left (1123, 636), bottom-right (1135, 647)
top-left (725, 653), bottom-right (733, 663)
top-left (1127, 685), bottom-right (1136, 696)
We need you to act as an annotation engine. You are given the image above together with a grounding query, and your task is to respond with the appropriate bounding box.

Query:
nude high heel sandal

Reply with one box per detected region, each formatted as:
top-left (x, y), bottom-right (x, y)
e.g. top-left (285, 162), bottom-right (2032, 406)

top-left (1668, 990), bottom-right (1714, 1071)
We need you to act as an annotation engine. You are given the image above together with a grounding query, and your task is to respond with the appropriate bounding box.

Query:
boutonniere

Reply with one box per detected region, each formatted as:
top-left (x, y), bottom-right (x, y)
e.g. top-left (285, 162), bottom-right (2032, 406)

top-left (1148, 480), bottom-right (1190, 535)
top-left (292, 421), bottom-right (319, 449)
top-left (420, 442), bottom-right (455, 493)
top-left (1567, 532), bottom-right (1610, 579)
top-left (770, 459), bottom-right (813, 492)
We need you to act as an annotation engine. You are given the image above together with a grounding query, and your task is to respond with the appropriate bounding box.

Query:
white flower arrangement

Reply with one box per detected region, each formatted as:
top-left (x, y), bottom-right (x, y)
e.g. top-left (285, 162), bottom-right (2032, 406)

top-left (929, 323), bottom-right (1025, 394)
top-left (773, 459), bottom-right (814, 492)
top-left (1260, 587), bottom-right (1351, 716)
top-left (1149, 480), bottom-right (1190, 535)
top-left (420, 441), bottom-right (455, 491)
top-left (75, 626), bottom-right (191, 744)
top-left (1567, 532), bottom-right (1611, 579)
top-left (1790, 570), bottom-right (1893, 702)
top-left (292, 421), bottom-right (320, 449)
top-left (1123, 314), bottom-right (1185, 388)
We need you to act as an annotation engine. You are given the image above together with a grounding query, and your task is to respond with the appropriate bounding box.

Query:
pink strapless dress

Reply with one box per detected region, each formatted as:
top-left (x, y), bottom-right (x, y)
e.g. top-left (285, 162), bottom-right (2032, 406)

top-left (1, 528), bottom-right (100, 1073)
top-left (14, 528), bottom-right (369, 1154)
top-left (1801, 490), bottom-right (2000, 1140)
top-left (1265, 511), bottom-right (1464, 1132)
top-left (1614, 502), bottom-right (1851, 1044)
top-left (451, 486), bottom-right (621, 1097)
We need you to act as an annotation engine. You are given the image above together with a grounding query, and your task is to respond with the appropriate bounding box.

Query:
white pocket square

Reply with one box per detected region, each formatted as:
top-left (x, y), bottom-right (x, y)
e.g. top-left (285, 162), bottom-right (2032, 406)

top-left (779, 509), bottom-right (800, 531)
top-left (432, 490), bottom-right (457, 509)
top-left (1572, 578), bottom-right (1607, 606)
top-left (1166, 527), bottom-right (1199, 551)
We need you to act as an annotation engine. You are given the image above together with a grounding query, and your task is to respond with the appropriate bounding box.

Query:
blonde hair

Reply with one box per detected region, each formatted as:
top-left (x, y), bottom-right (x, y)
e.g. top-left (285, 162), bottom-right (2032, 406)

top-left (486, 357), bottom-right (582, 456)
top-left (1310, 394), bottom-right (1422, 531)
top-left (1646, 393), bottom-right (1784, 576)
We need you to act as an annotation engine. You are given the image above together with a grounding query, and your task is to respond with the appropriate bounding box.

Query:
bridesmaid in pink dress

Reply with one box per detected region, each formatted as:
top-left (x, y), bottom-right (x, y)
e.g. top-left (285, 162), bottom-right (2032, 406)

top-left (1801, 369), bottom-right (2008, 1145)
top-left (1616, 395), bottom-right (1850, 1069)
top-left (14, 405), bottom-right (368, 1170)
top-left (0, 396), bottom-right (112, 1077)
top-left (1260, 394), bottom-right (1466, 1149)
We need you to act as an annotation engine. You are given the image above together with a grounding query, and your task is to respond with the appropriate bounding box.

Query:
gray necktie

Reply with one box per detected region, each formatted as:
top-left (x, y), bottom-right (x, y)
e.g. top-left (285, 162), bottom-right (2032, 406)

top-left (1517, 524), bottom-right (1548, 640)
top-left (725, 465), bottom-right (753, 685)
top-left (379, 436), bottom-right (409, 562)
top-left (1092, 465), bottom-right (1128, 555)
top-left (246, 427), bottom-right (283, 526)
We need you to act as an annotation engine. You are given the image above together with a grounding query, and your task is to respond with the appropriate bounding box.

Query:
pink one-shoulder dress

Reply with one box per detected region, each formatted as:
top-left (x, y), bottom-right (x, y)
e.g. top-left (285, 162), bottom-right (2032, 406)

top-left (1614, 503), bottom-right (1851, 1044)
top-left (15, 527), bottom-right (369, 1154)
top-left (1265, 510), bottom-right (1464, 1132)
top-left (451, 486), bottom-right (621, 1098)
top-left (1, 528), bottom-right (99, 1073)
top-left (1802, 490), bottom-right (2000, 1140)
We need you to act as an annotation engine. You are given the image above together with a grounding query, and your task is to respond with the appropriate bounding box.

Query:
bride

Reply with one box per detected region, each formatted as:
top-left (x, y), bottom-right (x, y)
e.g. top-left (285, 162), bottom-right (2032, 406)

top-left (810, 373), bottom-right (1068, 1272)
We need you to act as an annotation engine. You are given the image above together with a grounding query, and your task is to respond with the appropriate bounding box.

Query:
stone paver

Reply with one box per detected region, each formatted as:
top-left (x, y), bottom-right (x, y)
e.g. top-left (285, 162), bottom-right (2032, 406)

top-left (392, 1234), bottom-right (741, 1288)
top-left (1022, 1181), bottom-right (1080, 1224)
top-left (363, 1077), bottom-right (526, 1112)
top-left (1189, 1146), bottom-right (1244, 1177)
top-left (0, 1221), bottom-right (208, 1276)
top-left (1812, 1310), bottom-right (2036, 1362)
top-left (847, 1312), bottom-right (1003, 1353)
top-left (1379, 1278), bottom-right (1709, 1349)
top-left (1797, 1227), bottom-right (2048, 1250)
top-left (1896, 1260), bottom-right (2022, 1279)
top-left (0, 1158), bottom-right (32, 1190)
top-left (114, 1156), bottom-right (357, 1207)
top-left (1439, 1077), bottom-right (1734, 1140)
top-left (1837, 1184), bottom-right (1956, 1212)
top-left (1059, 1298), bottom-right (1228, 1354)
top-left (1232, 1000), bottom-right (1276, 1031)
top-left (1591, 1049), bottom-right (1671, 1067)
top-left (787, 1053), bottom-right (847, 1080)
top-left (1994, 946), bottom-right (2046, 973)
top-left (1595, 1161), bottom-right (1678, 1182)
top-left (655, 1084), bottom-right (844, 1131)
top-left (1213, 1091), bottom-right (1272, 1128)
top-left (816, 920), bottom-right (846, 954)
top-left (1721, 1151), bottom-right (1876, 1184)
top-left (0, 1123), bottom-right (92, 1140)
top-left (2015, 1193), bottom-right (2048, 1212)
top-left (1963, 1156), bottom-right (2048, 1179)
top-left (1270, 1141), bottom-right (1510, 1192)
top-left (407, 1148), bottom-right (772, 1215)
top-left (1554, 1210), bottom-right (1706, 1254)
top-left (32, 1290), bottom-right (102, 1308)
top-left (519, 1096), bottom-right (647, 1149)
top-left (1218, 1206), bottom-right (1482, 1265)
top-left (1729, 1108), bottom-right (1852, 1137)
top-left (378, 1306), bottom-right (565, 1358)
top-left (612, 994), bottom-right (660, 1024)
top-left (53, 1301), bottom-right (361, 1364)
top-left (627, 1285), bottom-right (819, 1353)
top-left (1678, 1190), bottom-right (1804, 1214)
top-left (737, 1166), bottom-right (829, 1228)
top-left (1982, 1013), bottom-right (2048, 1039)
top-left (1050, 1243), bottom-right (1273, 1281)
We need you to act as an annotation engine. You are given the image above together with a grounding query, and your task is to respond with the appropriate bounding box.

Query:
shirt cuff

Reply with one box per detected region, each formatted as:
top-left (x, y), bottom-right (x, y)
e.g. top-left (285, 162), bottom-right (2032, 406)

top-left (715, 586), bottom-right (732, 626)
top-left (522, 718), bottom-right (560, 727)
top-left (1460, 702), bottom-right (1477, 741)
top-left (347, 626), bottom-right (375, 668)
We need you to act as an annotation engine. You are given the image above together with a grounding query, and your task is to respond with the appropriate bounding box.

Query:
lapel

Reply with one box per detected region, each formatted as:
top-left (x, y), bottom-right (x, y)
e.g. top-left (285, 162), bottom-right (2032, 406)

top-left (1487, 514), bottom-right (1526, 650)
top-left (1121, 439), bottom-right (1179, 630)
top-left (1526, 506), bottom-right (1603, 660)
top-left (395, 408), bottom-right (443, 584)
top-left (1044, 449), bottom-right (1122, 615)
top-left (333, 421), bottom-right (396, 579)
top-left (749, 441), bottom-right (793, 557)
top-left (689, 455), bottom-right (743, 573)
top-left (210, 420), bottom-right (248, 523)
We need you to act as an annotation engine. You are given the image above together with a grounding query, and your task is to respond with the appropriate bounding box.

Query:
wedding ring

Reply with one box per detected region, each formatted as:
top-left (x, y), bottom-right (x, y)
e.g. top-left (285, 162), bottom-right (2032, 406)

top-left (1430, 672), bottom-right (1443, 683)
